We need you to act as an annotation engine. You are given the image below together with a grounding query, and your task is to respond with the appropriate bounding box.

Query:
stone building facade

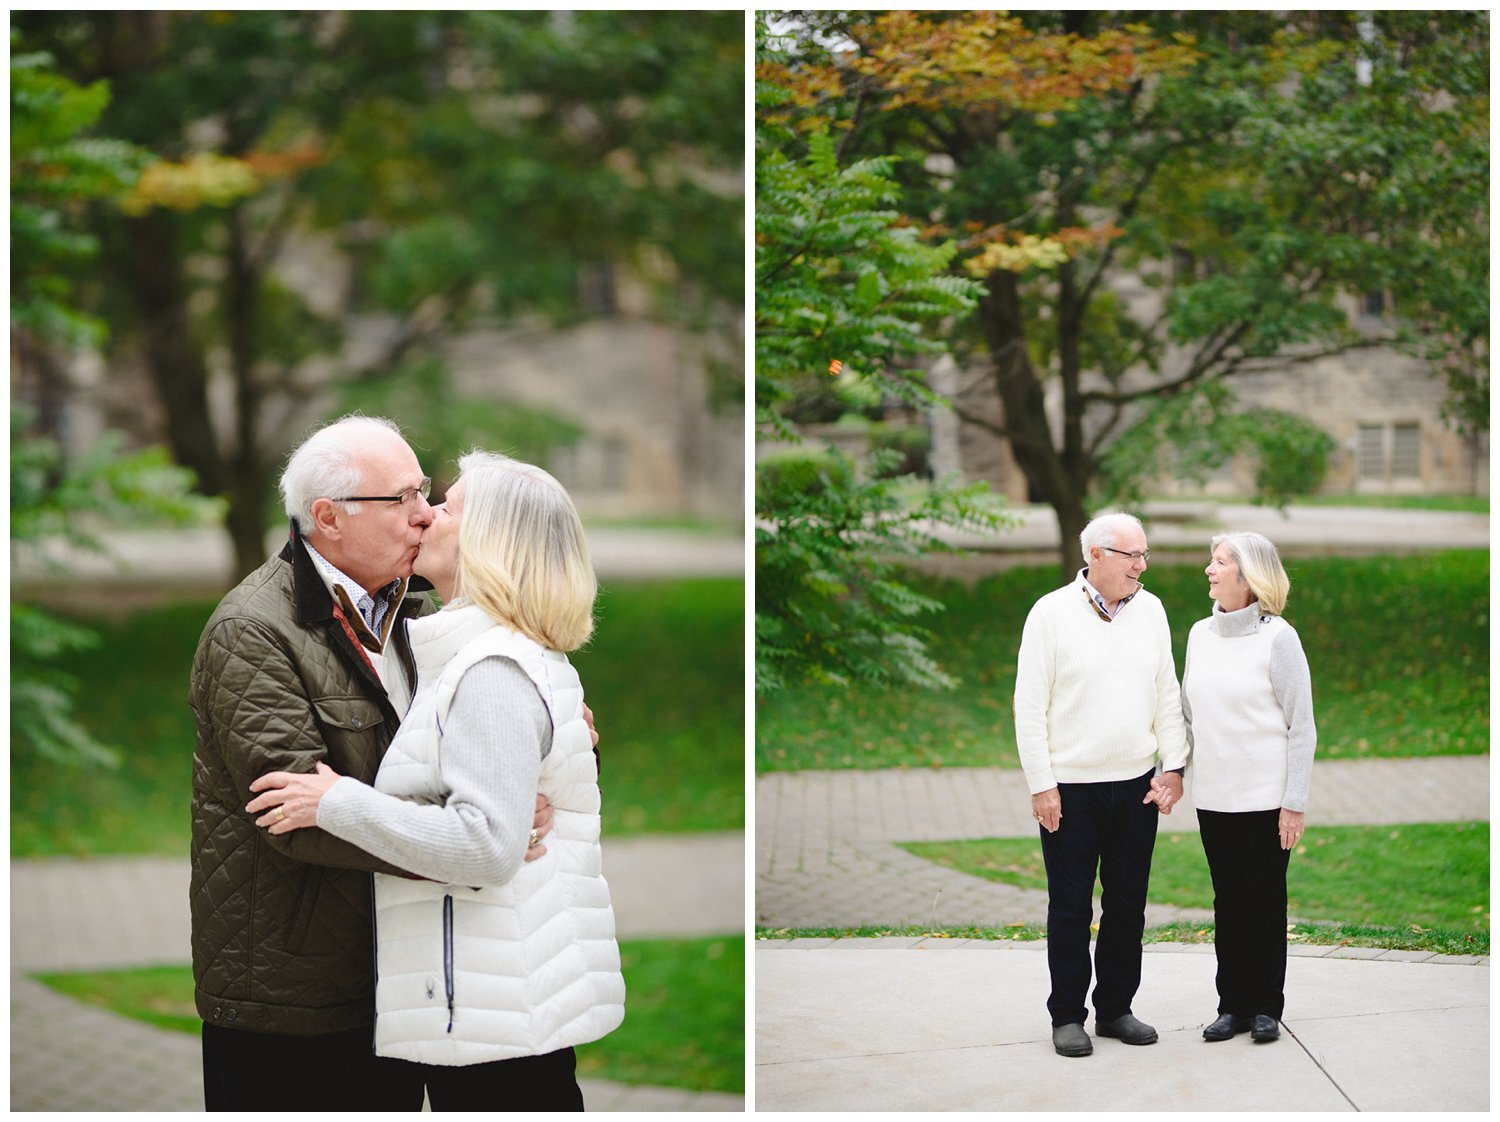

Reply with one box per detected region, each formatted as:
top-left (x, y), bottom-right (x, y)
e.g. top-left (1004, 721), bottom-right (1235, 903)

top-left (926, 305), bottom-right (1488, 503)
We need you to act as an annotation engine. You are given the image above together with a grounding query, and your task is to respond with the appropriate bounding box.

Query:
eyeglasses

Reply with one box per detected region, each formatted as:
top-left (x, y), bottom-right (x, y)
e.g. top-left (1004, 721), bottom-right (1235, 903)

top-left (1102, 546), bottom-right (1150, 562)
top-left (335, 476), bottom-right (432, 508)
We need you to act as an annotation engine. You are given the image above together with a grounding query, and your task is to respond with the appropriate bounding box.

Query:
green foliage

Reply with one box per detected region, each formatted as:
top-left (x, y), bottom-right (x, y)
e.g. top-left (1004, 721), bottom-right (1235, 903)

top-left (755, 448), bottom-right (1000, 693)
top-left (758, 552), bottom-right (1487, 770)
top-left (756, 28), bottom-right (1000, 693)
top-left (9, 40), bottom-right (144, 345)
top-left (10, 43), bottom-right (216, 770)
top-left (13, 11), bottom-right (745, 574)
top-left (11, 412), bottom-right (221, 552)
top-left (1097, 381), bottom-right (1334, 510)
top-left (756, 125), bottom-right (983, 427)
top-left (9, 603), bottom-right (113, 768)
top-left (769, 12), bottom-right (1488, 568)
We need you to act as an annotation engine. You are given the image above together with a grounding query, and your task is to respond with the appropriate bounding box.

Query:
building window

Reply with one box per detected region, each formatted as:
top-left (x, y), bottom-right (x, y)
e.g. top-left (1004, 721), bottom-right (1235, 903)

top-left (1356, 422), bottom-right (1421, 485)
top-left (1356, 425), bottom-right (1384, 480)
top-left (1391, 423), bottom-right (1420, 479)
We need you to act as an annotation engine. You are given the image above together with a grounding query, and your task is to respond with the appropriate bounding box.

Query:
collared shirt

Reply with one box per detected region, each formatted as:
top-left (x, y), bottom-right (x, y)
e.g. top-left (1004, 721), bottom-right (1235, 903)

top-left (1077, 567), bottom-right (1137, 622)
top-left (303, 542), bottom-right (405, 653)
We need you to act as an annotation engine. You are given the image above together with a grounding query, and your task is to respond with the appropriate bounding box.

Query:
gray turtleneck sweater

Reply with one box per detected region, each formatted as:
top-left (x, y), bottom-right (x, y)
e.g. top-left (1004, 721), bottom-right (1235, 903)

top-left (1181, 601), bottom-right (1317, 813)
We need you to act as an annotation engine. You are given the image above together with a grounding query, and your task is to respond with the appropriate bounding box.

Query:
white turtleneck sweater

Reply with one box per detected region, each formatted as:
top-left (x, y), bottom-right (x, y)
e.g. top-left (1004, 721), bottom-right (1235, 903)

top-left (1181, 600), bottom-right (1317, 813)
top-left (1014, 573), bottom-right (1188, 793)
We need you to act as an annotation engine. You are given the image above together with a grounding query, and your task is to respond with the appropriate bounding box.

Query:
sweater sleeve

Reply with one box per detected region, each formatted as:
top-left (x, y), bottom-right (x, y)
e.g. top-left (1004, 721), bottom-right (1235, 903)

top-left (1013, 602), bottom-right (1058, 793)
top-left (315, 656), bottom-right (551, 887)
top-left (1151, 602), bottom-right (1189, 772)
top-left (1270, 626), bottom-right (1317, 812)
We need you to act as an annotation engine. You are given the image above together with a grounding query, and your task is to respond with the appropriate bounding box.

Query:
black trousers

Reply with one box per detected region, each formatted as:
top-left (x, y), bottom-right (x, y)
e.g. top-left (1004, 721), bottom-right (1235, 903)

top-left (394, 1046), bottom-right (585, 1111)
top-left (1038, 768), bottom-right (1159, 1027)
top-left (204, 1023), bottom-right (582, 1112)
top-left (202, 1022), bottom-right (425, 1111)
top-left (1198, 807), bottom-right (1291, 1020)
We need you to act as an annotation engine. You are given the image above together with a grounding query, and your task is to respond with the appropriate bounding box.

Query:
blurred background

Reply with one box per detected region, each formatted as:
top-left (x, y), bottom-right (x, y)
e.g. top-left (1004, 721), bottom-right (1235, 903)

top-left (11, 10), bottom-right (745, 1109)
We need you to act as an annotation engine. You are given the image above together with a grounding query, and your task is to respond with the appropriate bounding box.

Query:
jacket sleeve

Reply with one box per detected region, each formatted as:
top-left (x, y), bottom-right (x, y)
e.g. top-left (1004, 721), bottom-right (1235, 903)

top-left (195, 615), bottom-right (415, 876)
top-left (316, 656), bottom-right (548, 888)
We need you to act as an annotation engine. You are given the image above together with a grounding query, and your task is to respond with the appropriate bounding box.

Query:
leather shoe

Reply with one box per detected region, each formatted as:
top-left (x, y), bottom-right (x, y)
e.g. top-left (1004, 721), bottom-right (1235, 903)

top-left (1095, 1013), bottom-right (1158, 1045)
top-left (1052, 1023), bottom-right (1093, 1057)
top-left (1251, 1014), bottom-right (1281, 1042)
top-left (1203, 1013), bottom-right (1254, 1041)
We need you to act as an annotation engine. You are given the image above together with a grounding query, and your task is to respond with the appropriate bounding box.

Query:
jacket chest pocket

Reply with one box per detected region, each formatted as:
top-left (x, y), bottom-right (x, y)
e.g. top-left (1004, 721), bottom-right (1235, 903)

top-left (312, 696), bottom-right (386, 780)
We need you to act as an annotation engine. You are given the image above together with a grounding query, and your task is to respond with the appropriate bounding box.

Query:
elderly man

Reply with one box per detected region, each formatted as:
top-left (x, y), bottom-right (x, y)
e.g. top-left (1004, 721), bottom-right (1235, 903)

top-left (1013, 511), bottom-right (1187, 1058)
top-left (189, 416), bottom-right (561, 1109)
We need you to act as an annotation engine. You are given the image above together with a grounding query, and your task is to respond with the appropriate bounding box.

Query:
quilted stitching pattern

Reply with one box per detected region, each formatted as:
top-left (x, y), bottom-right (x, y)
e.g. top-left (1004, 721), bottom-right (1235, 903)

top-left (189, 548), bottom-right (434, 1034)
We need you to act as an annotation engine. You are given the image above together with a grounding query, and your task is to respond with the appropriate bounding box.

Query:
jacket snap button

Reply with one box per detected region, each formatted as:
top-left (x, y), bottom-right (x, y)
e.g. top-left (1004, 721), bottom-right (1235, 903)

top-left (212, 1007), bottom-right (222, 1021)
top-left (352, 716), bottom-right (363, 728)
top-left (226, 1009), bottom-right (237, 1023)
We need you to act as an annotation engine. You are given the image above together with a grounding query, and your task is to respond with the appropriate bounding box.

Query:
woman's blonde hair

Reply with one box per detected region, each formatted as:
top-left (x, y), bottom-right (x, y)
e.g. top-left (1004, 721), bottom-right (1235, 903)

top-left (1211, 530), bottom-right (1290, 616)
top-left (453, 451), bottom-right (596, 651)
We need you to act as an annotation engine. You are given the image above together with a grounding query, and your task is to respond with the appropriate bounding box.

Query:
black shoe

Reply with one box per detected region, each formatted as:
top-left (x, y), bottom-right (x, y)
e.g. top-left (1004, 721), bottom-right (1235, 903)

top-left (1095, 1013), bottom-right (1158, 1045)
top-left (1052, 1023), bottom-right (1093, 1057)
top-left (1251, 1014), bottom-right (1281, 1042)
top-left (1202, 1013), bottom-right (1254, 1041)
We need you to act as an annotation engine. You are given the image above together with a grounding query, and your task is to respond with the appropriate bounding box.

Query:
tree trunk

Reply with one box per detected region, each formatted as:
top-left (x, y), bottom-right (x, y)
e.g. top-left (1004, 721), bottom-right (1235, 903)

top-left (121, 212), bottom-right (226, 502)
top-left (976, 270), bottom-right (1090, 583)
top-left (226, 482), bottom-right (276, 576)
top-left (223, 207), bottom-right (273, 577)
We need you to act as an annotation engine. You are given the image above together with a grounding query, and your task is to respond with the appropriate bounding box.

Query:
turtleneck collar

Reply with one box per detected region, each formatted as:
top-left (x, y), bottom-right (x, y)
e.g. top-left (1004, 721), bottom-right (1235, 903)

top-left (1209, 599), bottom-right (1266, 637)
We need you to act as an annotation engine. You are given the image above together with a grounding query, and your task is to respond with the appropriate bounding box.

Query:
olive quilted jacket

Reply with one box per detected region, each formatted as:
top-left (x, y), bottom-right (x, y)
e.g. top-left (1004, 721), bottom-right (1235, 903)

top-left (188, 527), bottom-right (434, 1035)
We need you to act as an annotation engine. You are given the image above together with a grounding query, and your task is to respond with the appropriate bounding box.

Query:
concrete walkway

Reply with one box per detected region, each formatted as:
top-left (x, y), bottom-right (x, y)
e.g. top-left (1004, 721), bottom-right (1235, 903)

top-left (755, 756), bottom-right (1490, 1111)
top-left (11, 832), bottom-right (745, 1112)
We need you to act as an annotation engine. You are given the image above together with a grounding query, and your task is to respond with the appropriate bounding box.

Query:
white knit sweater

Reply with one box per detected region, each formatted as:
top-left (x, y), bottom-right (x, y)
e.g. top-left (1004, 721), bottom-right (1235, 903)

top-left (1014, 574), bottom-right (1188, 793)
top-left (1181, 601), bottom-right (1317, 813)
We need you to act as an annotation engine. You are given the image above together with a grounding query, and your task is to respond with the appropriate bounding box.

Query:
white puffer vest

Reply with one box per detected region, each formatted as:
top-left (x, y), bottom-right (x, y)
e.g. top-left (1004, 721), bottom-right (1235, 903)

top-left (370, 604), bottom-right (624, 1065)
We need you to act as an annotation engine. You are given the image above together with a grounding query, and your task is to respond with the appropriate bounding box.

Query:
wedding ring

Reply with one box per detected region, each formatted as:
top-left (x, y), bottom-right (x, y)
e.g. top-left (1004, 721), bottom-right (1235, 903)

top-left (529, 828), bottom-right (541, 847)
top-left (273, 807), bottom-right (285, 823)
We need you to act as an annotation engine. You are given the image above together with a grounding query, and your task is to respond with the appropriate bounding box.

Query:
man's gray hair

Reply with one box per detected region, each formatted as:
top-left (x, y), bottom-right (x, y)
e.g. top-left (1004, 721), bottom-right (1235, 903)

top-left (1079, 511), bottom-right (1146, 563)
top-left (279, 415), bottom-right (404, 533)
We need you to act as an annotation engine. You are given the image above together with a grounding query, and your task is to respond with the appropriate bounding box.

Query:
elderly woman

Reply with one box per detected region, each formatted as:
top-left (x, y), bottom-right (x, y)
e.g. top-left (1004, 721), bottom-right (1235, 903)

top-left (1182, 531), bottom-right (1315, 1045)
top-left (247, 452), bottom-right (624, 1109)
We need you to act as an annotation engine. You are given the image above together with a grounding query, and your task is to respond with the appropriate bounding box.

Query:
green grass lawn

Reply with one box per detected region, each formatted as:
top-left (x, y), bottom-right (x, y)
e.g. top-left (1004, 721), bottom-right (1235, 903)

top-left (756, 922), bottom-right (1488, 957)
top-left (35, 934), bottom-right (744, 1094)
top-left (12, 577), bottom-right (744, 856)
top-left (1291, 493), bottom-right (1489, 513)
top-left (757, 551), bottom-right (1487, 771)
top-left (900, 821), bottom-right (1489, 933)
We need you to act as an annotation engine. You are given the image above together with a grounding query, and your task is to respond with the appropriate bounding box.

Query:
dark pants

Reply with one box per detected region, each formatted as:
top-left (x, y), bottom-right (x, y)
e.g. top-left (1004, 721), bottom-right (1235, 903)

top-left (1038, 769), bottom-right (1159, 1027)
top-left (202, 1022), bottom-right (424, 1111)
top-left (396, 1046), bottom-right (584, 1111)
top-left (1198, 808), bottom-right (1291, 1020)
top-left (204, 1024), bottom-right (582, 1112)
